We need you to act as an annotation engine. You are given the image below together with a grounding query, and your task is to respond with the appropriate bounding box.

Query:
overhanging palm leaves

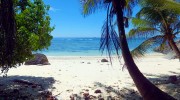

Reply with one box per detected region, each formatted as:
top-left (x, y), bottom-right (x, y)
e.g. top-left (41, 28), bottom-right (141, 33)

top-left (128, 27), bottom-right (160, 38)
top-left (81, 0), bottom-right (108, 15)
top-left (131, 35), bottom-right (164, 57)
top-left (139, 0), bottom-right (180, 14)
top-left (129, 0), bottom-right (180, 58)
top-left (128, 19), bottom-right (166, 57)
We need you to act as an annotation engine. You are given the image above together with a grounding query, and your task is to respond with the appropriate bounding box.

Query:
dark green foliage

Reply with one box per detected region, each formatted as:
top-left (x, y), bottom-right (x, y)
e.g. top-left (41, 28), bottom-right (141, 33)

top-left (0, 0), bottom-right (54, 74)
top-left (15, 0), bottom-right (54, 51)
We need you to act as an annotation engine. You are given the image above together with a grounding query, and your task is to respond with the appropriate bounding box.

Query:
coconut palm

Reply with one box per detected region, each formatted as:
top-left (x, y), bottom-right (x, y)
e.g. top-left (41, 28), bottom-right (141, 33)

top-left (81, 0), bottom-right (175, 99)
top-left (0, 0), bottom-right (17, 73)
top-left (129, 0), bottom-right (180, 60)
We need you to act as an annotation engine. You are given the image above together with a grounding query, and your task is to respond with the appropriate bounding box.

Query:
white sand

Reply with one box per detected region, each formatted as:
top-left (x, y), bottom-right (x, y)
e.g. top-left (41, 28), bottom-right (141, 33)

top-left (2, 53), bottom-right (180, 99)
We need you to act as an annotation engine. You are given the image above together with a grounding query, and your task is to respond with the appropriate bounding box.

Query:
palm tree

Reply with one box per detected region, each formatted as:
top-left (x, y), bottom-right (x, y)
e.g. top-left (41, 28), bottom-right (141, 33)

top-left (128, 0), bottom-right (180, 60)
top-left (81, 0), bottom-right (175, 99)
top-left (0, 0), bottom-right (17, 73)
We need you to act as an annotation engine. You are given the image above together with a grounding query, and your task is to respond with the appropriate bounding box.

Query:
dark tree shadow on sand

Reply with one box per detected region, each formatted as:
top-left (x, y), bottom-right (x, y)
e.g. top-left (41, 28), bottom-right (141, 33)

top-left (0, 75), bottom-right (55, 100)
top-left (70, 82), bottom-right (142, 100)
top-left (94, 82), bottom-right (142, 100)
top-left (143, 73), bottom-right (180, 99)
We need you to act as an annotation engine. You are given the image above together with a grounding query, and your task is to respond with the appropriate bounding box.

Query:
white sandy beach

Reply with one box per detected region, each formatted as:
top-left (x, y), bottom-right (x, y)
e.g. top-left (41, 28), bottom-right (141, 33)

top-left (1, 53), bottom-right (180, 99)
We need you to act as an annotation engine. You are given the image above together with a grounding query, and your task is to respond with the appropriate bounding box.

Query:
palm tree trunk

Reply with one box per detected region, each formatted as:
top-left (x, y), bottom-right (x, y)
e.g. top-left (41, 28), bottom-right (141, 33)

top-left (112, 0), bottom-right (176, 99)
top-left (167, 36), bottom-right (180, 61)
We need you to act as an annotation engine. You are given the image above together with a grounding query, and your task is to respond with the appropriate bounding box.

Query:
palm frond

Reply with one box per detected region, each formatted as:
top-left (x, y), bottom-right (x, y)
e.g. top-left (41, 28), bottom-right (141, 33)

top-left (131, 35), bottom-right (164, 58)
top-left (81, 0), bottom-right (108, 16)
top-left (100, 4), bottom-right (121, 60)
top-left (136, 7), bottom-right (165, 23)
top-left (158, 38), bottom-right (168, 51)
top-left (174, 31), bottom-right (180, 36)
top-left (131, 18), bottom-right (155, 27)
top-left (173, 20), bottom-right (180, 32)
top-left (128, 27), bottom-right (160, 38)
top-left (161, 0), bottom-right (180, 15)
top-left (81, 0), bottom-right (140, 61)
top-left (138, 0), bottom-right (180, 24)
top-left (140, 0), bottom-right (165, 7)
top-left (124, 0), bottom-right (139, 17)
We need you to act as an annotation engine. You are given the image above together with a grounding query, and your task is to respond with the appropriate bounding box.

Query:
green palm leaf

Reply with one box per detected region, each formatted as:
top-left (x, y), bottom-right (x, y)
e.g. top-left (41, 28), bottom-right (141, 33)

top-left (131, 18), bottom-right (155, 27)
top-left (162, 0), bottom-right (180, 14)
top-left (131, 35), bottom-right (164, 58)
top-left (138, 0), bottom-right (180, 24)
top-left (128, 27), bottom-right (161, 38)
top-left (81, 0), bottom-right (108, 15)
top-left (136, 7), bottom-right (166, 23)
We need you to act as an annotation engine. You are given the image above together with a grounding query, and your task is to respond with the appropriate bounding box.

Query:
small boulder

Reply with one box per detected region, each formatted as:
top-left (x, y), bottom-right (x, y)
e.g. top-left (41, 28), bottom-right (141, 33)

top-left (101, 59), bottom-right (108, 62)
top-left (94, 89), bottom-right (102, 93)
top-left (25, 53), bottom-right (50, 65)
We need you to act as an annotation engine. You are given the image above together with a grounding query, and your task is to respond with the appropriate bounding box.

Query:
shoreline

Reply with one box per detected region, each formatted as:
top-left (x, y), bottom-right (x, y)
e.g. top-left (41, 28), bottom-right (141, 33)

top-left (46, 52), bottom-right (163, 58)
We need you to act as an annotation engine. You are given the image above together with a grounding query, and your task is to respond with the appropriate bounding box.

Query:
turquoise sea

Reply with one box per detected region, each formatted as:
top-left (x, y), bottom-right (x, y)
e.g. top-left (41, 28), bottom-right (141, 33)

top-left (36, 37), bottom-right (147, 56)
top-left (36, 37), bottom-right (180, 56)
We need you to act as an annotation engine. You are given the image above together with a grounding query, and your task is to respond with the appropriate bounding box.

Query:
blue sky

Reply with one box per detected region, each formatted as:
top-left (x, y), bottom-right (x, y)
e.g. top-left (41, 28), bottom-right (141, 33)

top-left (44, 0), bottom-right (138, 38)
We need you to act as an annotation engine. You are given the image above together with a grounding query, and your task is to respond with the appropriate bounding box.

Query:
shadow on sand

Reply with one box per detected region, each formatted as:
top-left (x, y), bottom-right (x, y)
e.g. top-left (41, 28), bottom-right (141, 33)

top-left (144, 73), bottom-right (180, 99)
top-left (94, 82), bottom-right (142, 100)
top-left (0, 75), bottom-right (55, 99)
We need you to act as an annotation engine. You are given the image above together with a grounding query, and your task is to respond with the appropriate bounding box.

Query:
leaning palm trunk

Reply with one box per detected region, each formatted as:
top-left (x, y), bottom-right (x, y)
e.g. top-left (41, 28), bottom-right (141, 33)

top-left (169, 40), bottom-right (180, 61)
top-left (112, 0), bottom-right (175, 99)
top-left (167, 34), bottom-right (180, 61)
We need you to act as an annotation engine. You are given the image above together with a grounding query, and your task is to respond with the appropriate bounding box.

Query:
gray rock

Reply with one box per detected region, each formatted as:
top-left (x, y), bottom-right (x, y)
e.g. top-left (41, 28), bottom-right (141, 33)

top-left (101, 59), bottom-right (108, 62)
top-left (25, 53), bottom-right (50, 65)
top-left (94, 89), bottom-right (102, 93)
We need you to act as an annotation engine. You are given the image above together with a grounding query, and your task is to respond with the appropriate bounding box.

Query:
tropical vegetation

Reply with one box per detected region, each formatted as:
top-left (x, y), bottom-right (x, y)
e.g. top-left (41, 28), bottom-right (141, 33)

top-left (129, 0), bottom-right (180, 60)
top-left (0, 0), bottom-right (53, 74)
top-left (81, 0), bottom-right (176, 99)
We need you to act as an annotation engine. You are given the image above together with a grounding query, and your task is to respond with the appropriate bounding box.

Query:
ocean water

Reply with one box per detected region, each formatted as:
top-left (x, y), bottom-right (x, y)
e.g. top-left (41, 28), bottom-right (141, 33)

top-left (36, 37), bottom-right (148, 56)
